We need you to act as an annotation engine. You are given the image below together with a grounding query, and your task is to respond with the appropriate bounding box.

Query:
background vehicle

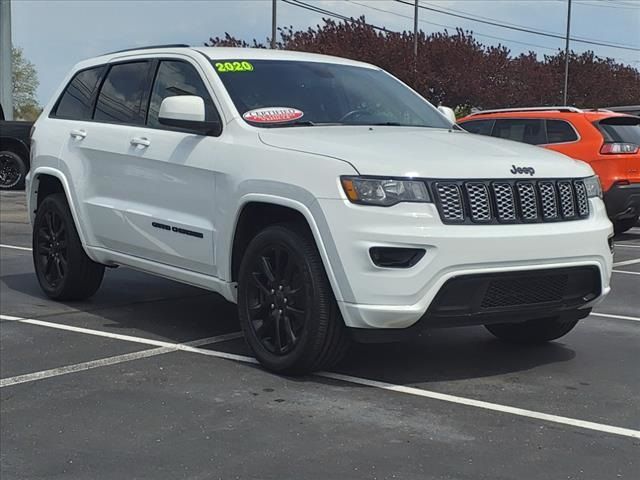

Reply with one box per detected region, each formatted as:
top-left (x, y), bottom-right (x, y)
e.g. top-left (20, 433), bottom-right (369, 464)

top-left (28, 47), bottom-right (613, 375)
top-left (458, 107), bottom-right (640, 233)
top-left (0, 102), bottom-right (33, 190)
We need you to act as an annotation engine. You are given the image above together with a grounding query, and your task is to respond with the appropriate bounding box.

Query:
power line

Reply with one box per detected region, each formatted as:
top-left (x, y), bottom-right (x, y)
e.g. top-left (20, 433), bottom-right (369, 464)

top-left (574, 0), bottom-right (640, 10)
top-left (283, 0), bottom-right (639, 65)
top-left (346, 0), bottom-right (561, 52)
top-left (394, 0), bottom-right (640, 51)
top-left (282, 0), bottom-right (394, 32)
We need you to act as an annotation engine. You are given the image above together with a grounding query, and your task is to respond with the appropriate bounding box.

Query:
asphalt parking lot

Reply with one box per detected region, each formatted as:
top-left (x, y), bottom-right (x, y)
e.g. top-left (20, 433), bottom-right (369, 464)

top-left (1, 190), bottom-right (638, 480)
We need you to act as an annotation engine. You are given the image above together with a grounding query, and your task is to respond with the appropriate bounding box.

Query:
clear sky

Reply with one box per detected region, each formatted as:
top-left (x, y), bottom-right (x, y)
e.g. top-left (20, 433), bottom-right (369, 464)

top-left (11, 0), bottom-right (640, 105)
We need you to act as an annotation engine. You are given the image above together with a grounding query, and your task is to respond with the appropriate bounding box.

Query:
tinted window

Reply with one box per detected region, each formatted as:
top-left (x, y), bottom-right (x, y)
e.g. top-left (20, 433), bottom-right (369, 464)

top-left (54, 67), bottom-right (104, 120)
top-left (492, 119), bottom-right (546, 145)
top-left (546, 120), bottom-right (578, 143)
top-left (94, 62), bottom-right (151, 124)
top-left (459, 119), bottom-right (494, 136)
top-left (147, 60), bottom-right (219, 128)
top-left (597, 117), bottom-right (640, 144)
top-left (213, 59), bottom-right (452, 129)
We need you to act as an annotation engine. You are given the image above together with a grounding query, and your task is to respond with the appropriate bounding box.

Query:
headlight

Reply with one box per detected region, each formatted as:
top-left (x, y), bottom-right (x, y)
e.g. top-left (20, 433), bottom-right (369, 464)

top-left (583, 175), bottom-right (603, 199)
top-left (341, 176), bottom-right (431, 206)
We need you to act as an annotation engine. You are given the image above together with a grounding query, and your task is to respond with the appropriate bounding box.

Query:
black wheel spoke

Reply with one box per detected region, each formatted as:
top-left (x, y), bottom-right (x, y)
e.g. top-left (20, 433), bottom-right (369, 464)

top-left (251, 272), bottom-right (271, 296)
top-left (260, 256), bottom-right (276, 283)
top-left (274, 312), bottom-right (283, 352)
top-left (44, 256), bottom-right (54, 276)
top-left (283, 316), bottom-right (297, 344)
top-left (38, 229), bottom-right (51, 242)
top-left (286, 305), bottom-right (305, 317)
top-left (45, 212), bottom-right (54, 236)
top-left (54, 257), bottom-right (64, 280)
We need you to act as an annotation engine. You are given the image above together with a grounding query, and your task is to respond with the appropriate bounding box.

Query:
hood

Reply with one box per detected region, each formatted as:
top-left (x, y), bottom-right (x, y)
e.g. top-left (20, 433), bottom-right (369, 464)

top-left (258, 126), bottom-right (594, 179)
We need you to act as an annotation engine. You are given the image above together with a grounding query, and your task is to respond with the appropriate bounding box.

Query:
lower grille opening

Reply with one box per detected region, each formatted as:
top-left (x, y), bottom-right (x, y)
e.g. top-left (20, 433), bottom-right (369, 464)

top-left (481, 274), bottom-right (568, 308)
top-left (427, 266), bottom-right (601, 317)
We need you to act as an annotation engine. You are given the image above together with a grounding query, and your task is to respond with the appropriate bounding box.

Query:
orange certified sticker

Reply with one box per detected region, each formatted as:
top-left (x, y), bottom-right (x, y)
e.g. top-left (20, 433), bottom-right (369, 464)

top-left (242, 107), bottom-right (304, 124)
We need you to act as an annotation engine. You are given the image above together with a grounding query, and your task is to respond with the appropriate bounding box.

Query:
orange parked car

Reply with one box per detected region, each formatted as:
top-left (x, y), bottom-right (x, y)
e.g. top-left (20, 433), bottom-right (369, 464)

top-left (458, 107), bottom-right (640, 233)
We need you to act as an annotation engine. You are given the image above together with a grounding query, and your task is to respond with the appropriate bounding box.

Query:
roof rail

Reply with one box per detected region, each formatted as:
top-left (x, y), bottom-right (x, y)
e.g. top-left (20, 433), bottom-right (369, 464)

top-left (468, 106), bottom-right (583, 116)
top-left (105, 44), bottom-right (191, 55)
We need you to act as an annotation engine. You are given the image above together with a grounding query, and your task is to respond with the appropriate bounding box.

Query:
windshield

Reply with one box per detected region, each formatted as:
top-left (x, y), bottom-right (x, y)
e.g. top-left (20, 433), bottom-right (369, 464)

top-left (211, 59), bottom-right (452, 129)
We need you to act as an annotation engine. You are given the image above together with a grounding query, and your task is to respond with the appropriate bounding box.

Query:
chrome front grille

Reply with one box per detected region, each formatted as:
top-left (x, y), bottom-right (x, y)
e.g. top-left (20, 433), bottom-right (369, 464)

top-left (433, 179), bottom-right (590, 224)
top-left (436, 183), bottom-right (464, 221)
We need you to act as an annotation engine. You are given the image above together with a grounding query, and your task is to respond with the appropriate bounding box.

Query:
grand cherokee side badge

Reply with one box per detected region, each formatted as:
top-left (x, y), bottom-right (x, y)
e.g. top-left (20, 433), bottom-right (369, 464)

top-left (511, 165), bottom-right (535, 176)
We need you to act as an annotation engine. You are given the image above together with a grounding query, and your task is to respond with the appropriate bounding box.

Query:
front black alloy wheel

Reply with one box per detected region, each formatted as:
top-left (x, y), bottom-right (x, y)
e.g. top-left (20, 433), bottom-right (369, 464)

top-left (246, 244), bottom-right (306, 356)
top-left (33, 193), bottom-right (105, 300)
top-left (238, 224), bottom-right (350, 375)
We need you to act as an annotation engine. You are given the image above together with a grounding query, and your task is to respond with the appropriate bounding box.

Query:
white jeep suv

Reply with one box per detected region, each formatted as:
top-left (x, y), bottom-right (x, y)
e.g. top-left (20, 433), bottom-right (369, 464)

top-left (28, 46), bottom-right (613, 374)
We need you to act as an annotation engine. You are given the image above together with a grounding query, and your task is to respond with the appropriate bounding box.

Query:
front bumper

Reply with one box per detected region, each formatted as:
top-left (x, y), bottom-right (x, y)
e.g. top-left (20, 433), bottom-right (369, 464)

top-left (315, 197), bottom-right (613, 330)
top-left (604, 182), bottom-right (640, 220)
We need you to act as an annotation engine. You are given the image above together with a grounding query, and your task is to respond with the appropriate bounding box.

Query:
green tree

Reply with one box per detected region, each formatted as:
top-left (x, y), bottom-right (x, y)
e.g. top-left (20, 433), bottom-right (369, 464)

top-left (12, 46), bottom-right (41, 121)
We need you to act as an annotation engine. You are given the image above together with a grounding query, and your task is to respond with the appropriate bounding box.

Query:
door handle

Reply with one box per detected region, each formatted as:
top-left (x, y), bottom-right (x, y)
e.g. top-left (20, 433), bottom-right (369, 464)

top-left (69, 129), bottom-right (87, 139)
top-left (130, 137), bottom-right (151, 147)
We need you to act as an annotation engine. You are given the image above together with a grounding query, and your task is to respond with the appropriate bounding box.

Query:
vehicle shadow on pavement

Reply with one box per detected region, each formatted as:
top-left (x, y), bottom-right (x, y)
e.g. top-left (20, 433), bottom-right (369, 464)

top-left (333, 331), bottom-right (576, 384)
top-left (3, 270), bottom-right (576, 385)
top-left (1, 270), bottom-right (240, 343)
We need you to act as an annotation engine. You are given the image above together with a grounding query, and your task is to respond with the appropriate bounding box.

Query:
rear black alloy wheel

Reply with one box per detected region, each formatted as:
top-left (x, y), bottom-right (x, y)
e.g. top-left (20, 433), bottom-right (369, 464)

top-left (238, 224), bottom-right (350, 375)
top-left (33, 193), bottom-right (105, 300)
top-left (0, 150), bottom-right (26, 190)
top-left (35, 209), bottom-right (69, 289)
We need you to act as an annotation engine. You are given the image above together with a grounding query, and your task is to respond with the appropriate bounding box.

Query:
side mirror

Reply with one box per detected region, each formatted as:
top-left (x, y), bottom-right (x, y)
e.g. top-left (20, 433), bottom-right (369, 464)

top-left (437, 106), bottom-right (457, 124)
top-left (158, 95), bottom-right (221, 136)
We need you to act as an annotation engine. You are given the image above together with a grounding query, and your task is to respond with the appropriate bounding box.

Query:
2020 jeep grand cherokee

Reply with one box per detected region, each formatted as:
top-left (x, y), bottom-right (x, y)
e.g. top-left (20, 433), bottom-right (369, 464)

top-left (27, 46), bottom-right (613, 374)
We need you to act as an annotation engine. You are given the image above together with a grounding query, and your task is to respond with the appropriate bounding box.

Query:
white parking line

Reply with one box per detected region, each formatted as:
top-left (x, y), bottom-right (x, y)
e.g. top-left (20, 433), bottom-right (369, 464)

top-left (0, 244), bottom-right (31, 252)
top-left (1, 314), bottom-right (638, 440)
top-left (0, 333), bottom-right (242, 388)
top-left (615, 244), bottom-right (640, 249)
top-left (590, 312), bottom-right (640, 323)
top-left (613, 269), bottom-right (640, 276)
top-left (612, 258), bottom-right (640, 267)
top-left (317, 372), bottom-right (640, 440)
top-left (0, 347), bottom-right (174, 388)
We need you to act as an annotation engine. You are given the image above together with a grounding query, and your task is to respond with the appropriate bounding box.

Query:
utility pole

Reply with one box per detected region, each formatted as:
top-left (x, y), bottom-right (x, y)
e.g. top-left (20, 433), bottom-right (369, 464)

top-left (563, 0), bottom-right (572, 106)
top-left (271, 0), bottom-right (277, 49)
top-left (413, 0), bottom-right (419, 62)
top-left (0, 0), bottom-right (13, 120)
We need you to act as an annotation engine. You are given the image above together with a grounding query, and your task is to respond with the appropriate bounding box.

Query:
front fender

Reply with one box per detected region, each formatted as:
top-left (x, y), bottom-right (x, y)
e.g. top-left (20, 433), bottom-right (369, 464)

top-left (222, 183), bottom-right (354, 304)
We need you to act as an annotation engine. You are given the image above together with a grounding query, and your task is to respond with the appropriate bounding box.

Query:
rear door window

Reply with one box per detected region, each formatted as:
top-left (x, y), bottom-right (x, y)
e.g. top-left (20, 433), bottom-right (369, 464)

top-left (53, 66), bottom-right (105, 120)
top-left (492, 119), bottom-right (547, 145)
top-left (459, 119), bottom-right (494, 136)
top-left (94, 61), bottom-right (153, 125)
top-left (147, 60), bottom-right (220, 129)
top-left (545, 120), bottom-right (578, 144)
top-left (597, 116), bottom-right (640, 144)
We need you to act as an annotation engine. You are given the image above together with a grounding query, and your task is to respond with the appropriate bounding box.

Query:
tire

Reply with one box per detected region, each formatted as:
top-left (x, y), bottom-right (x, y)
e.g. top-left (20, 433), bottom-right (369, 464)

top-left (485, 315), bottom-right (579, 344)
top-left (0, 150), bottom-right (27, 190)
top-left (237, 223), bottom-right (350, 375)
top-left (32, 193), bottom-right (105, 300)
top-left (614, 216), bottom-right (638, 235)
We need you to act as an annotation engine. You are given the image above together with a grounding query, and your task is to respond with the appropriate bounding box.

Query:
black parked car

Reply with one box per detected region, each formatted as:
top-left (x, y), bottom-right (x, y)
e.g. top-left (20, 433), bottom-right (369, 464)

top-left (0, 102), bottom-right (33, 190)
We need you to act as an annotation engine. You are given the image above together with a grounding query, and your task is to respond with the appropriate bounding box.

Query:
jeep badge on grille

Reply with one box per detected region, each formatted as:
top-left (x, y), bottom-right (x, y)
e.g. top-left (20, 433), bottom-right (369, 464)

top-left (510, 165), bottom-right (536, 176)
